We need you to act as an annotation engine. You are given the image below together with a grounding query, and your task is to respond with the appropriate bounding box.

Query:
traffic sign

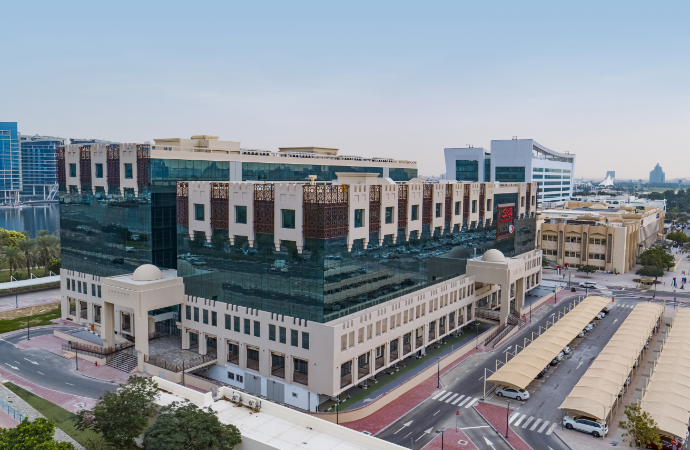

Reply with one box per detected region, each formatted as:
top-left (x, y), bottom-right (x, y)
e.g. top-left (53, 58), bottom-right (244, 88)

top-left (672, 439), bottom-right (677, 446)
top-left (456, 411), bottom-right (459, 415)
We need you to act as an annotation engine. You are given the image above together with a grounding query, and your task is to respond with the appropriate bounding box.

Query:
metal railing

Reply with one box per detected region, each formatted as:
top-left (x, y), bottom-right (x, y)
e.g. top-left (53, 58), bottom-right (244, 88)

top-left (144, 353), bottom-right (216, 373)
top-left (490, 325), bottom-right (515, 348)
top-left (483, 324), bottom-right (508, 346)
top-left (62, 341), bottom-right (134, 358)
top-left (0, 398), bottom-right (25, 423)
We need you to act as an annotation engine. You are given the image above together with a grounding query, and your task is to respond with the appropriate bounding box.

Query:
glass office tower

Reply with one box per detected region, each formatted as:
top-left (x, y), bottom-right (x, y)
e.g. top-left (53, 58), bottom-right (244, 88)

top-left (19, 135), bottom-right (64, 201)
top-left (0, 122), bottom-right (22, 202)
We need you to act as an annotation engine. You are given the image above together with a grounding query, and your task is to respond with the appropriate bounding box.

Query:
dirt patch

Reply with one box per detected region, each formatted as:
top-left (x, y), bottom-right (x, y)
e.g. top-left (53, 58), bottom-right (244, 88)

top-left (0, 302), bottom-right (60, 320)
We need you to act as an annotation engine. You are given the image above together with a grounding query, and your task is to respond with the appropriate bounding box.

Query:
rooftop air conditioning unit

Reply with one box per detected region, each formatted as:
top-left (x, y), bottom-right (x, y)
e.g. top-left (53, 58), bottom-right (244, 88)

top-left (231, 394), bottom-right (241, 404)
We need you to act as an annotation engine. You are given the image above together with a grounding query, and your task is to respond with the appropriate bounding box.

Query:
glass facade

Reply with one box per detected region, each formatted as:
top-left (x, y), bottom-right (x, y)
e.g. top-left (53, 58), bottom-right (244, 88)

top-left (242, 162), bottom-right (416, 182)
top-left (455, 160), bottom-right (479, 182)
top-left (0, 122), bottom-right (22, 200)
top-left (495, 166), bottom-right (525, 182)
top-left (19, 136), bottom-right (63, 201)
top-left (484, 158), bottom-right (491, 182)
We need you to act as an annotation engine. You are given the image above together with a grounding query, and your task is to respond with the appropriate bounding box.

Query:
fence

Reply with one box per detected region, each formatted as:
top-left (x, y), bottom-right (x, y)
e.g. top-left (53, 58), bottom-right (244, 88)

top-left (144, 354), bottom-right (216, 373)
top-left (61, 340), bottom-right (134, 358)
top-left (0, 398), bottom-right (25, 422)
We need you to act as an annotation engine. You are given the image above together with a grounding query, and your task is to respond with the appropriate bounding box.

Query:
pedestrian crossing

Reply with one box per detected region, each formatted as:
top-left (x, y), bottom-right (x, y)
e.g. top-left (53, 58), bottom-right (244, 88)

top-left (430, 390), bottom-right (479, 409)
top-left (508, 412), bottom-right (558, 435)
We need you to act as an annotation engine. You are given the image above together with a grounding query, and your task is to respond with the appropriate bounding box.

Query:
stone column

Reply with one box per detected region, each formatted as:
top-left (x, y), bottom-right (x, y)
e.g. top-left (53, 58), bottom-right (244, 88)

top-left (181, 328), bottom-right (190, 350)
top-left (134, 308), bottom-right (150, 372)
top-left (102, 302), bottom-right (116, 348)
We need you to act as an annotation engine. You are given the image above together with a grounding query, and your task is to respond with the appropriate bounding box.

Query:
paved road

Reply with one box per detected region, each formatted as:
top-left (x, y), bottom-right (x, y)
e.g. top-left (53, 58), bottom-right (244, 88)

top-left (0, 288), bottom-right (60, 313)
top-left (0, 327), bottom-right (117, 398)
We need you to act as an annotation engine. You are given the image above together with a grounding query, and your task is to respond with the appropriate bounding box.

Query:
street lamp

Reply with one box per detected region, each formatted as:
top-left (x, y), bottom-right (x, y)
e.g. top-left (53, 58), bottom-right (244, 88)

top-left (474, 323), bottom-right (480, 349)
top-left (506, 399), bottom-right (511, 439)
top-left (437, 357), bottom-right (441, 388)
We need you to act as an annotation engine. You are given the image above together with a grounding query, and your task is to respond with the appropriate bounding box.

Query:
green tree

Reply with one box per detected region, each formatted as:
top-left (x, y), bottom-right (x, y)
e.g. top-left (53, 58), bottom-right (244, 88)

top-left (0, 417), bottom-right (75, 450)
top-left (17, 238), bottom-right (36, 279)
top-left (0, 228), bottom-right (30, 248)
top-left (577, 264), bottom-right (597, 277)
top-left (35, 234), bottom-right (60, 276)
top-left (667, 230), bottom-right (690, 244)
top-left (77, 376), bottom-right (159, 450)
top-left (48, 257), bottom-right (61, 274)
top-left (37, 229), bottom-right (49, 237)
top-left (2, 246), bottom-right (26, 280)
top-left (640, 247), bottom-right (675, 269)
top-left (542, 257), bottom-right (552, 268)
top-left (143, 401), bottom-right (242, 450)
top-left (619, 403), bottom-right (661, 449)
top-left (636, 266), bottom-right (664, 278)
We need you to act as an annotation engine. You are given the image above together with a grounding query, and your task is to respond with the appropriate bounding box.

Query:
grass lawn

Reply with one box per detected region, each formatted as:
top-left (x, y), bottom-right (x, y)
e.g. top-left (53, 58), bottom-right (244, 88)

top-left (0, 268), bottom-right (50, 283)
top-left (0, 306), bottom-right (61, 334)
top-left (0, 281), bottom-right (60, 296)
top-left (4, 382), bottom-right (104, 447)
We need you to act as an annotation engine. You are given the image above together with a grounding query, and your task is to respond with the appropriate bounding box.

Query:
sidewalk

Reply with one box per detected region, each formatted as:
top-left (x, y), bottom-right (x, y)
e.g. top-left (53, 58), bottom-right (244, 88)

top-left (422, 428), bottom-right (478, 450)
top-left (474, 402), bottom-right (531, 450)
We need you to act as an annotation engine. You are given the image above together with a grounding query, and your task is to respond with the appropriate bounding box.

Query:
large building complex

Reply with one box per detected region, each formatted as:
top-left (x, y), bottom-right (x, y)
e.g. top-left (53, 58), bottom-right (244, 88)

top-left (19, 134), bottom-right (65, 201)
top-left (445, 139), bottom-right (576, 205)
top-left (649, 163), bottom-right (665, 184)
top-left (536, 201), bottom-right (665, 274)
top-left (58, 136), bottom-right (541, 411)
top-left (0, 122), bottom-right (23, 202)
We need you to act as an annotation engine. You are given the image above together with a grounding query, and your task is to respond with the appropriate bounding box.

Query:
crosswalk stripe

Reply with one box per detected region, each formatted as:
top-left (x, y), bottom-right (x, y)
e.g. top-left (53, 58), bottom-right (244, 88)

top-left (522, 417), bottom-right (534, 428)
top-left (513, 415), bottom-right (526, 427)
top-left (457, 397), bottom-right (472, 408)
top-left (437, 392), bottom-right (453, 402)
top-left (464, 398), bottom-right (478, 409)
top-left (530, 419), bottom-right (542, 431)
top-left (508, 413), bottom-right (520, 425)
top-left (445, 393), bottom-right (459, 403)
top-left (538, 421), bottom-right (550, 433)
top-left (452, 395), bottom-right (465, 405)
top-left (546, 423), bottom-right (557, 435)
top-left (432, 390), bottom-right (446, 400)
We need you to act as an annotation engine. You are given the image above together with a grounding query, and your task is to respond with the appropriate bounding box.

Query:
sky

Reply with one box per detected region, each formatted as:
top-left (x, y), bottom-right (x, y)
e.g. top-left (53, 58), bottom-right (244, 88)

top-left (2, 0), bottom-right (689, 180)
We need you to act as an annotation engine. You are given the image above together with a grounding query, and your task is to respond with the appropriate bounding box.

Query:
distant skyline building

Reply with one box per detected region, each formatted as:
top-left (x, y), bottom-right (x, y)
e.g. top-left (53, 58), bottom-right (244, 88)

top-left (649, 164), bottom-right (665, 184)
top-left (19, 134), bottom-right (65, 201)
top-left (445, 138), bottom-right (576, 205)
top-left (606, 171), bottom-right (615, 180)
top-left (0, 122), bottom-right (22, 202)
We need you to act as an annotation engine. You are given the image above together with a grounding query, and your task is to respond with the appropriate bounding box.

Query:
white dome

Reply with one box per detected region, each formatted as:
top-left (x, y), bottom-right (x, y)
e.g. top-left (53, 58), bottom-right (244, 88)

top-left (132, 264), bottom-right (163, 281)
top-left (482, 249), bottom-right (506, 262)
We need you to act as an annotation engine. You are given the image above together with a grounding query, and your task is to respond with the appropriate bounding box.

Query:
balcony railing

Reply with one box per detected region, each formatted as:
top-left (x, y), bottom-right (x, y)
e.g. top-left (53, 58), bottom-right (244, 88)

top-left (415, 336), bottom-right (423, 349)
top-left (439, 325), bottom-right (446, 336)
top-left (69, 309), bottom-right (76, 316)
top-left (227, 353), bottom-right (239, 365)
top-left (340, 373), bottom-right (352, 388)
top-left (375, 356), bottom-right (384, 370)
top-left (246, 358), bottom-right (259, 371)
top-left (293, 371), bottom-right (308, 386)
top-left (271, 365), bottom-right (285, 379)
top-left (403, 343), bottom-right (412, 354)
top-left (80, 309), bottom-right (88, 320)
top-left (449, 320), bottom-right (455, 330)
top-left (358, 364), bottom-right (370, 379)
top-left (428, 331), bottom-right (436, 341)
top-left (390, 349), bottom-right (398, 361)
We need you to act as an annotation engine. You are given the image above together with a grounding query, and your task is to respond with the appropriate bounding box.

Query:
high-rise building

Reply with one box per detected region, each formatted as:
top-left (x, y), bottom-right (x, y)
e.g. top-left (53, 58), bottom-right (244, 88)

top-left (649, 164), bottom-right (665, 184)
top-left (0, 122), bottom-right (22, 202)
top-left (445, 139), bottom-right (576, 205)
top-left (58, 135), bottom-right (541, 411)
top-left (19, 135), bottom-right (65, 201)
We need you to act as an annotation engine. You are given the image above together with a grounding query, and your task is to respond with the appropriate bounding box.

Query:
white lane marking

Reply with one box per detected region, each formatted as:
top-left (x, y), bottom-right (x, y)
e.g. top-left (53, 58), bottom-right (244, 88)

top-left (415, 428), bottom-right (432, 442)
top-left (464, 398), bottom-right (478, 408)
top-left (522, 417), bottom-right (534, 428)
top-left (404, 432), bottom-right (412, 439)
top-left (530, 418), bottom-right (542, 431)
top-left (65, 382), bottom-right (74, 385)
top-left (538, 421), bottom-right (550, 433)
top-left (393, 421), bottom-right (413, 434)
top-left (433, 410), bottom-right (441, 416)
top-left (508, 412), bottom-right (520, 425)
top-left (576, 361), bottom-right (583, 369)
top-left (513, 415), bottom-right (526, 427)
top-left (437, 392), bottom-right (453, 402)
top-left (452, 395), bottom-right (465, 405)
top-left (4, 363), bottom-right (18, 370)
top-left (484, 436), bottom-right (497, 450)
top-left (23, 358), bottom-right (38, 365)
top-left (432, 390), bottom-right (446, 400)
top-left (456, 397), bottom-right (472, 408)
top-left (445, 393), bottom-right (459, 403)
top-left (37, 371), bottom-right (44, 375)
top-left (546, 423), bottom-right (557, 435)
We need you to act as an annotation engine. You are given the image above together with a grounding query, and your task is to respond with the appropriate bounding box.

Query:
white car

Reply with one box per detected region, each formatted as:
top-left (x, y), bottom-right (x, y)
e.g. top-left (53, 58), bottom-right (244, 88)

top-left (579, 281), bottom-right (597, 288)
top-left (563, 346), bottom-right (571, 355)
top-left (585, 324), bottom-right (594, 331)
top-left (578, 331), bottom-right (586, 338)
top-left (496, 386), bottom-right (530, 401)
top-left (595, 312), bottom-right (605, 320)
top-left (563, 415), bottom-right (608, 438)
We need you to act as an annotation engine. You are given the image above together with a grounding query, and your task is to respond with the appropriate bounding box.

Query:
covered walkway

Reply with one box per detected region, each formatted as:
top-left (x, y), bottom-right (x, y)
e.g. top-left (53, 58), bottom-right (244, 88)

top-left (559, 302), bottom-right (663, 424)
top-left (486, 295), bottom-right (612, 391)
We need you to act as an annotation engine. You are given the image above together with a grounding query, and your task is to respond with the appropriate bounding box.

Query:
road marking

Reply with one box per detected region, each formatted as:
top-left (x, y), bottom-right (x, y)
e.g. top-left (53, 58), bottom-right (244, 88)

top-left (456, 397), bottom-right (472, 408)
top-left (65, 382), bottom-right (74, 386)
top-left (484, 436), bottom-right (496, 450)
top-left (546, 423), bottom-right (557, 435)
top-left (530, 418), bottom-right (542, 430)
top-left (404, 432), bottom-right (412, 439)
top-left (508, 412), bottom-right (520, 425)
top-left (4, 363), bottom-right (18, 370)
top-left (37, 371), bottom-right (44, 375)
top-left (438, 392), bottom-right (453, 402)
top-left (513, 415), bottom-right (526, 427)
top-left (452, 395), bottom-right (465, 405)
top-left (538, 421), bottom-right (550, 433)
top-left (415, 428), bottom-right (433, 442)
top-left (464, 398), bottom-right (478, 409)
top-left (393, 421), bottom-right (413, 434)
top-left (522, 417), bottom-right (534, 428)
top-left (433, 410), bottom-right (440, 416)
top-left (432, 390), bottom-right (446, 400)
top-left (23, 358), bottom-right (38, 365)
top-left (576, 361), bottom-right (583, 369)
top-left (445, 393), bottom-right (459, 403)
top-left (460, 426), bottom-right (490, 430)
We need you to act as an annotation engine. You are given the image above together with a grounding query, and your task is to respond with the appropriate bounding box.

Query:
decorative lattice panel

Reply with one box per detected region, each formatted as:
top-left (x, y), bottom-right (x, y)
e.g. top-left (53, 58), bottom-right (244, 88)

top-left (463, 184), bottom-right (470, 221)
top-left (525, 183), bottom-right (531, 215)
top-left (79, 147), bottom-right (91, 184)
top-left (176, 182), bottom-right (189, 226)
top-left (397, 184), bottom-right (408, 229)
top-left (479, 184), bottom-right (485, 218)
top-left (136, 144), bottom-right (150, 187)
top-left (106, 144), bottom-right (120, 187)
top-left (558, 231), bottom-right (564, 260)
top-left (303, 185), bottom-right (349, 239)
top-left (210, 182), bottom-right (229, 230)
top-left (57, 146), bottom-right (66, 184)
top-left (581, 232), bottom-right (588, 262)
top-left (445, 184), bottom-right (453, 222)
top-left (606, 234), bottom-right (613, 263)
top-left (369, 185), bottom-right (381, 232)
top-left (254, 184), bottom-right (275, 234)
top-left (422, 184), bottom-right (433, 225)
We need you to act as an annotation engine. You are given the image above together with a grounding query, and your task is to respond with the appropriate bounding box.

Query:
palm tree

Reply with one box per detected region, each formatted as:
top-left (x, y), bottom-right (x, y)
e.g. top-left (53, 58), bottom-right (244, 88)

top-left (2, 246), bottom-right (25, 281)
top-left (17, 238), bottom-right (35, 279)
top-left (35, 234), bottom-right (60, 276)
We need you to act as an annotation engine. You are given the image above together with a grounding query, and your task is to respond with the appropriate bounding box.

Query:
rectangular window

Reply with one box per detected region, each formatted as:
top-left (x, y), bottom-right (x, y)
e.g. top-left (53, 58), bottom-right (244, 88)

top-left (97, 285), bottom-right (101, 298)
top-left (354, 209), bottom-right (364, 228)
top-left (228, 372), bottom-right (235, 380)
top-left (69, 163), bottom-right (76, 178)
top-left (472, 200), bottom-right (477, 213)
top-left (234, 316), bottom-right (240, 332)
top-left (124, 163), bottom-right (133, 179)
top-left (279, 326), bottom-right (286, 344)
top-left (455, 160), bottom-right (479, 182)
top-left (281, 209), bottom-right (296, 229)
top-left (454, 201), bottom-right (460, 215)
top-left (495, 166), bottom-right (525, 182)
top-left (91, 284), bottom-right (95, 296)
top-left (269, 324), bottom-right (276, 341)
top-left (486, 199), bottom-right (492, 211)
top-left (244, 318), bottom-right (251, 335)
top-left (193, 307), bottom-right (199, 322)
top-left (254, 320), bottom-right (260, 337)
top-left (211, 311), bottom-right (217, 327)
top-left (77, 281), bottom-right (81, 294)
top-left (203, 309), bottom-right (209, 324)
top-left (225, 314), bottom-right (231, 330)
top-left (95, 163), bottom-right (103, 178)
top-left (186, 305), bottom-right (192, 321)
top-left (435, 203), bottom-right (442, 218)
top-left (66, 278), bottom-right (70, 290)
top-left (235, 205), bottom-right (247, 224)
top-left (411, 204), bottom-right (419, 221)
top-left (385, 206), bottom-right (394, 224)
top-left (291, 329), bottom-right (299, 347)
top-left (194, 204), bottom-right (205, 221)
top-left (302, 332), bottom-right (310, 350)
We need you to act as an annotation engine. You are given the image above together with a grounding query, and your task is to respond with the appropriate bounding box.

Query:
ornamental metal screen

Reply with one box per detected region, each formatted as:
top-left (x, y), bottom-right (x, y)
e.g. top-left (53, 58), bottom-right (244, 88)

top-left (176, 182), bottom-right (189, 226)
top-left (369, 185), bottom-right (381, 232)
top-left (210, 182), bottom-right (229, 230)
top-left (398, 184), bottom-right (408, 229)
top-left (254, 184), bottom-right (275, 234)
top-left (422, 184), bottom-right (433, 225)
top-left (445, 184), bottom-right (453, 222)
top-left (302, 184), bottom-right (349, 239)
top-left (136, 144), bottom-right (150, 187)
top-left (79, 146), bottom-right (91, 184)
top-left (106, 144), bottom-right (120, 189)
top-left (57, 146), bottom-right (66, 184)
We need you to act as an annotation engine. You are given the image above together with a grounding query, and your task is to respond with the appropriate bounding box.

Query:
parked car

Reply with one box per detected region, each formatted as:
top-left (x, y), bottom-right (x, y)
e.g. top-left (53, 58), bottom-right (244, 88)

top-left (578, 330), bottom-right (586, 338)
top-left (579, 281), bottom-right (597, 288)
top-left (585, 324), bottom-right (594, 331)
top-left (563, 346), bottom-right (571, 355)
top-left (595, 312), bottom-right (604, 320)
top-left (563, 415), bottom-right (608, 437)
top-left (536, 366), bottom-right (549, 379)
top-left (646, 438), bottom-right (674, 450)
top-left (496, 386), bottom-right (530, 401)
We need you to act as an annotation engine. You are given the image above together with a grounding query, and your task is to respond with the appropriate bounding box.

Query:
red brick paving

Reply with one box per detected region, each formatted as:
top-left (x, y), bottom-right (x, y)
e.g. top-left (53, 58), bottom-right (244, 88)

top-left (475, 402), bottom-right (531, 450)
top-left (423, 428), bottom-right (478, 450)
top-left (0, 411), bottom-right (19, 428)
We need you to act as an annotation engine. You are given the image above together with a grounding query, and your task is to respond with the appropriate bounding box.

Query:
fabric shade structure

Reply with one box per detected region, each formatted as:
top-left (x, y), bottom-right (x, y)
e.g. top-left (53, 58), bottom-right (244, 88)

top-left (640, 309), bottom-right (690, 440)
top-left (559, 302), bottom-right (663, 422)
top-left (486, 295), bottom-right (612, 391)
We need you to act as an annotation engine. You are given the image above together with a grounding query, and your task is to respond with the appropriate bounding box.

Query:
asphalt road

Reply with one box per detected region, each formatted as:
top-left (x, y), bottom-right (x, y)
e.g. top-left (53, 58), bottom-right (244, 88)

top-left (0, 327), bottom-right (117, 398)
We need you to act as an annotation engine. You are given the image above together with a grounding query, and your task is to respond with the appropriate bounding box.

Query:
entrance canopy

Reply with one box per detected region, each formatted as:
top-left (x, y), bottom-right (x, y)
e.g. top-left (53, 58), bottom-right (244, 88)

top-left (487, 295), bottom-right (612, 391)
top-left (559, 303), bottom-right (663, 422)
top-left (640, 309), bottom-right (690, 439)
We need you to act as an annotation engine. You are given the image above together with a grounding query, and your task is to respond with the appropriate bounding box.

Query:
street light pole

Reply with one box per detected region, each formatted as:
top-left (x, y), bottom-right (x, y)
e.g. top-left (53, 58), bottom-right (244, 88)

top-left (506, 399), bottom-right (511, 439)
top-left (437, 357), bottom-right (441, 388)
top-left (27, 314), bottom-right (30, 341)
top-left (475, 323), bottom-right (480, 349)
top-left (75, 345), bottom-right (78, 371)
top-left (182, 359), bottom-right (185, 387)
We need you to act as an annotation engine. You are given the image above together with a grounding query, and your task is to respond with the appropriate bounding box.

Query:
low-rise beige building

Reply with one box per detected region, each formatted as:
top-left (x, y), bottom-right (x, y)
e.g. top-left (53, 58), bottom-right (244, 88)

top-left (536, 202), bottom-right (665, 273)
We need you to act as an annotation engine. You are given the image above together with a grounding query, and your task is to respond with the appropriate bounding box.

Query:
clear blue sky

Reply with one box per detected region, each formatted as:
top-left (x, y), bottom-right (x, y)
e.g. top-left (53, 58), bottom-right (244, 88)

top-left (2, 0), bottom-right (688, 179)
